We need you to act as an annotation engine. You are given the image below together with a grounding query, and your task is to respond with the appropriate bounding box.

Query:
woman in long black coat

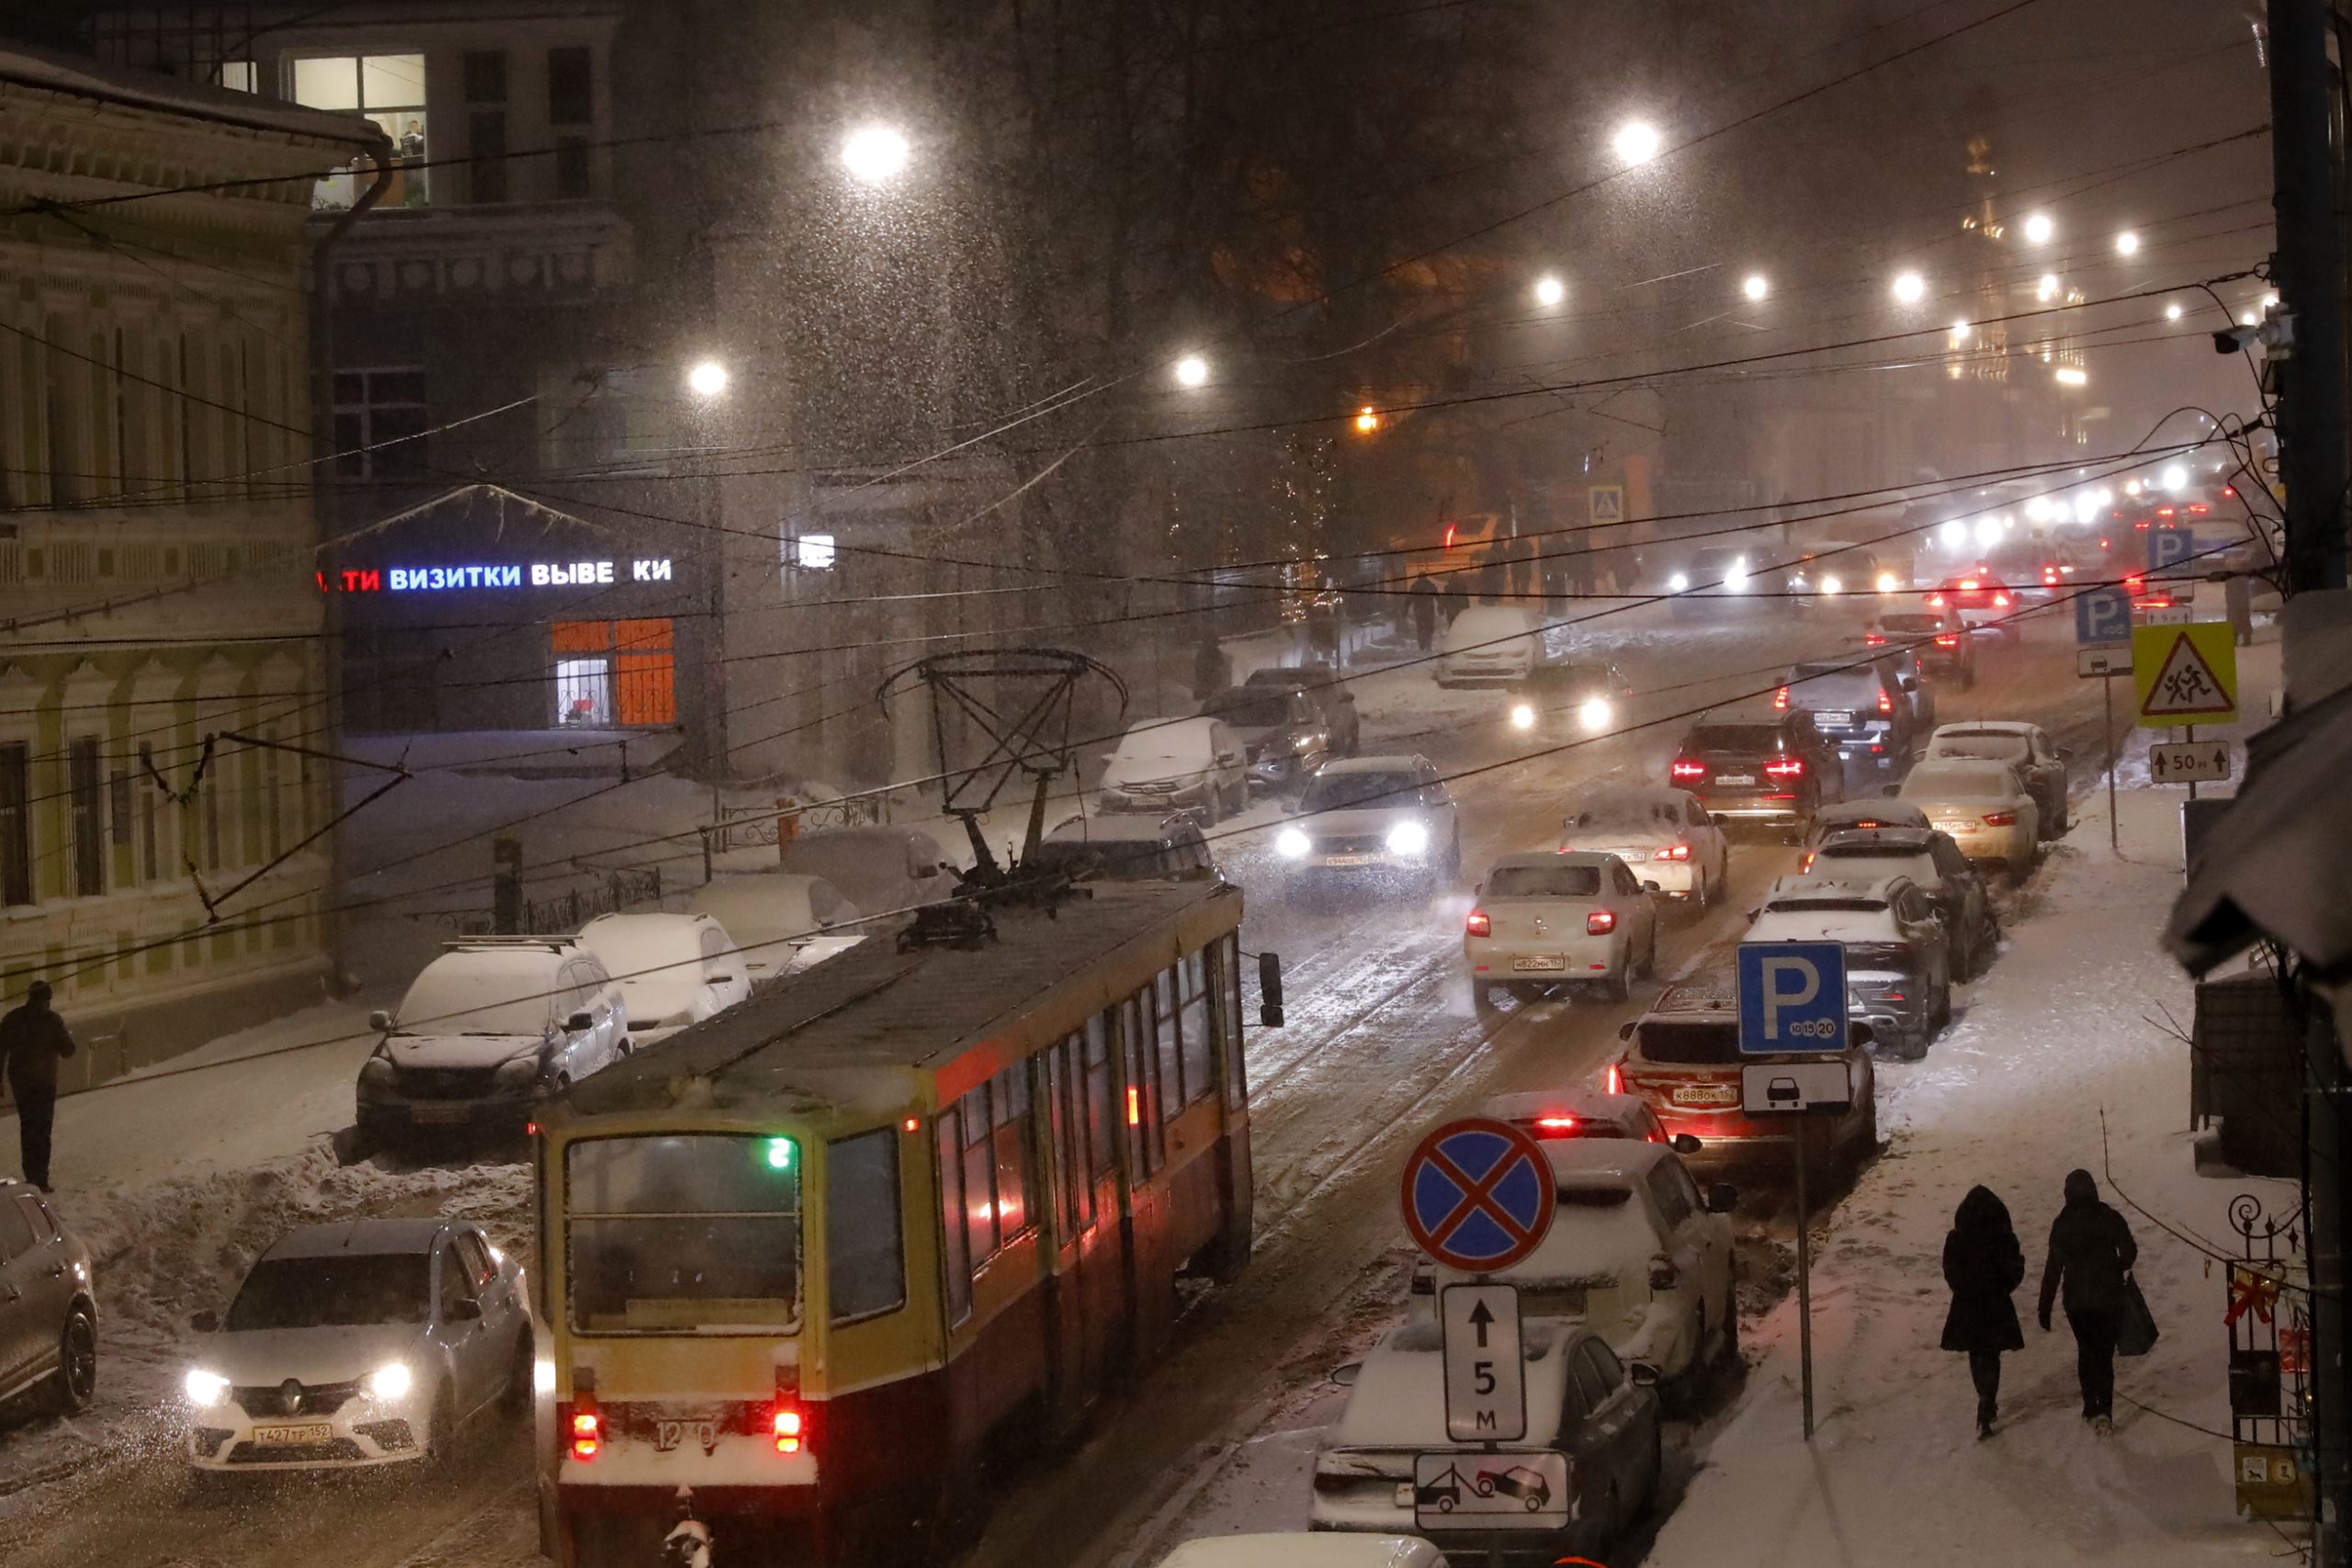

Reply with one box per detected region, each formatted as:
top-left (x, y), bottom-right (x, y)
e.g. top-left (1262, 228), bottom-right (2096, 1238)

top-left (1942, 1184), bottom-right (2027, 1438)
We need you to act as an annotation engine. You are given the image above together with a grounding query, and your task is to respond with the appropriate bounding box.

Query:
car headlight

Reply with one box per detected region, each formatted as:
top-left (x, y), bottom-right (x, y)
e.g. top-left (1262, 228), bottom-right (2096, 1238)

top-left (1276, 827), bottom-right (1312, 859)
top-left (1579, 696), bottom-right (1613, 733)
top-left (1821, 574), bottom-right (1843, 595)
top-left (1386, 819), bottom-right (1431, 857)
top-left (1668, 572), bottom-right (1690, 592)
top-left (368, 1361), bottom-right (413, 1401)
top-left (186, 1369), bottom-right (232, 1408)
top-left (1724, 562), bottom-right (1749, 591)
top-left (493, 1055), bottom-right (543, 1089)
top-left (1510, 703), bottom-right (1536, 731)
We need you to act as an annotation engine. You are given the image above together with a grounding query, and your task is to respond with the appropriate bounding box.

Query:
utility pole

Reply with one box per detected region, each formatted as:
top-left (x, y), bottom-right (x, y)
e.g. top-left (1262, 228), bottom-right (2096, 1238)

top-left (2267, 2), bottom-right (2349, 1560)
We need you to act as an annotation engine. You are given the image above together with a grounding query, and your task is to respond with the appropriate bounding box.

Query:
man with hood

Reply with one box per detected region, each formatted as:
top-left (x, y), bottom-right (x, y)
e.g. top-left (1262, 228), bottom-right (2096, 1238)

top-left (2037, 1168), bottom-right (2139, 1433)
top-left (1941, 1184), bottom-right (2024, 1438)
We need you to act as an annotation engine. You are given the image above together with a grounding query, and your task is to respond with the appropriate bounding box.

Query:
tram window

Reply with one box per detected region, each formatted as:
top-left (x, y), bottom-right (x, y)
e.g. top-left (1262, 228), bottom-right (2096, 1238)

top-left (1179, 952), bottom-right (1213, 1108)
top-left (990, 1066), bottom-right (1033, 1241)
top-left (827, 1129), bottom-right (905, 1324)
top-left (1083, 1014), bottom-right (1117, 1180)
top-left (934, 1108), bottom-right (971, 1325)
top-left (1121, 992), bottom-right (1159, 1175)
top-left (1153, 968), bottom-right (1183, 1107)
top-left (565, 1134), bottom-right (801, 1334)
top-left (960, 1086), bottom-right (998, 1264)
top-left (1047, 1037), bottom-right (1091, 1235)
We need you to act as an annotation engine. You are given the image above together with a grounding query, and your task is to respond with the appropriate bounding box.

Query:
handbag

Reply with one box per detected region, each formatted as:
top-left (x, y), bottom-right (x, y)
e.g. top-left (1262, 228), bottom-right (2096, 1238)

top-left (2118, 1272), bottom-right (2160, 1358)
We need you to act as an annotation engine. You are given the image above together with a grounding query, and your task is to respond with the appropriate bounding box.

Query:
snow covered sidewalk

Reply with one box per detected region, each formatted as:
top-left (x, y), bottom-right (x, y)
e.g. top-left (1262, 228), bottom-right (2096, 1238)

top-left (1646, 785), bottom-right (2292, 1567)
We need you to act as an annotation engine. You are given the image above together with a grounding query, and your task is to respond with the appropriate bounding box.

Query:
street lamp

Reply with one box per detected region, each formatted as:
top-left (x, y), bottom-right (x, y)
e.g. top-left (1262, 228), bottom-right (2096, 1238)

top-left (685, 359), bottom-right (729, 399)
top-left (2114, 231), bottom-right (2140, 256)
top-left (2036, 273), bottom-right (2060, 303)
top-left (1741, 273), bottom-right (1769, 302)
top-left (840, 123), bottom-right (911, 184)
top-left (1890, 270), bottom-right (1926, 305)
top-left (2022, 211), bottom-right (2054, 244)
top-left (1950, 320), bottom-right (1972, 343)
top-left (1611, 119), bottom-right (1662, 166)
top-left (2164, 301), bottom-right (2185, 321)
top-left (1172, 354), bottom-right (1210, 389)
top-left (1532, 274), bottom-right (1566, 308)
top-left (1354, 405), bottom-right (1380, 434)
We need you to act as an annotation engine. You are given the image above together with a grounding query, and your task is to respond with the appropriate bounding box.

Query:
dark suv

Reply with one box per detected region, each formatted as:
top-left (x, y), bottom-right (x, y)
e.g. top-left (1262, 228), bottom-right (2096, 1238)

top-left (1243, 664), bottom-right (1360, 755)
top-left (1775, 660), bottom-right (1916, 765)
top-left (1668, 715), bottom-right (1846, 833)
top-left (1803, 825), bottom-right (1998, 981)
top-left (1867, 609), bottom-right (1975, 686)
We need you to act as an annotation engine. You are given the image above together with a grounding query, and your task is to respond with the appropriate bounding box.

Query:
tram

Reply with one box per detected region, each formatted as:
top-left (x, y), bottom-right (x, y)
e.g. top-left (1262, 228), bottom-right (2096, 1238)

top-left (529, 877), bottom-right (1255, 1564)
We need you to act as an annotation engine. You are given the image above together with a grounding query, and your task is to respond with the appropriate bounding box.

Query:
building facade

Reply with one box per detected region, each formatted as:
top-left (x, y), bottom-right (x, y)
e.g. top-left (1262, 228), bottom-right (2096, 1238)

top-left (0, 44), bottom-right (383, 1080)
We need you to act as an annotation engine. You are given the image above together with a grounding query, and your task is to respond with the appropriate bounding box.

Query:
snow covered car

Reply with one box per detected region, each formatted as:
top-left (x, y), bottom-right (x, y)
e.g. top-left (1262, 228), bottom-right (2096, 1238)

top-left (182, 1218), bottom-right (529, 1472)
top-left (1801, 826), bottom-right (1998, 981)
top-left (1430, 1140), bottom-right (1736, 1389)
top-left (0, 1180), bottom-right (96, 1420)
top-left (1482, 1088), bottom-right (1688, 1148)
top-left (1435, 605), bottom-right (1544, 687)
top-left (1557, 784), bottom-right (1729, 908)
top-left (686, 872), bottom-right (865, 985)
top-left (1668, 713), bottom-right (1847, 834)
top-left (1311, 1320), bottom-right (1660, 1561)
top-left (1799, 797), bottom-right (1929, 852)
top-left (774, 825), bottom-right (955, 918)
top-left (1277, 756), bottom-right (1462, 889)
top-left (1243, 663), bottom-right (1361, 755)
top-left (1774, 659), bottom-right (1914, 765)
top-left (1743, 874), bottom-right (1954, 1058)
top-left (1098, 716), bottom-right (1250, 823)
top-left (1503, 660), bottom-right (1633, 740)
top-left (1464, 852), bottom-right (1659, 1006)
top-left (1031, 813), bottom-right (1220, 883)
top-left (1197, 684), bottom-right (1334, 792)
top-left (1921, 721), bottom-right (2072, 838)
top-left (1895, 758), bottom-right (2040, 874)
top-left (1867, 607), bottom-right (1975, 685)
top-left (1159, 1536), bottom-right (1447, 1568)
top-left (357, 939), bottom-right (630, 1144)
top-left (575, 911), bottom-right (752, 1047)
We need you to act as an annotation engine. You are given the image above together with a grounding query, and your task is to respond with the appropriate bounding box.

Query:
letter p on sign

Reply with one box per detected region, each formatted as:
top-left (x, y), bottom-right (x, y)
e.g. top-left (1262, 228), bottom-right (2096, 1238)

top-left (1760, 958), bottom-right (1817, 1037)
top-left (1737, 941), bottom-right (1849, 1055)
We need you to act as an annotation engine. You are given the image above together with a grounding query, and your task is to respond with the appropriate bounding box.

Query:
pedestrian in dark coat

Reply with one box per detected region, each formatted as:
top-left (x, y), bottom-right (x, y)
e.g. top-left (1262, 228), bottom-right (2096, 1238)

top-left (1408, 577), bottom-right (1439, 652)
top-left (0, 981), bottom-right (76, 1192)
top-left (2038, 1167), bottom-right (2139, 1431)
top-left (1941, 1184), bottom-right (2025, 1438)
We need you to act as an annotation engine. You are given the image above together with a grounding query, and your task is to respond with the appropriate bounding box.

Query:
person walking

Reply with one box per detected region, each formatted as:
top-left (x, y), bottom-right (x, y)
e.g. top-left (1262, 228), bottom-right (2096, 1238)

top-left (2038, 1168), bottom-right (2139, 1434)
top-left (0, 981), bottom-right (76, 1192)
top-left (1940, 1185), bottom-right (2025, 1438)
top-left (1408, 576), bottom-right (1439, 652)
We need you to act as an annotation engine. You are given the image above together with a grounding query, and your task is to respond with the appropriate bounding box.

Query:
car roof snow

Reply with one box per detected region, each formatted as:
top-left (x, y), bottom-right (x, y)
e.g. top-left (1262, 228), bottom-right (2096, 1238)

top-left (1318, 754), bottom-right (1426, 775)
top-left (266, 1217), bottom-right (450, 1260)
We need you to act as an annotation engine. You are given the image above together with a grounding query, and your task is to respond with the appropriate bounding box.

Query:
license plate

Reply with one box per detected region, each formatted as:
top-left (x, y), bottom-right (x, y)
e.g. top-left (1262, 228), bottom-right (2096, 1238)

top-left (1716, 773), bottom-right (1756, 785)
top-left (1321, 852), bottom-right (1374, 866)
top-left (252, 1423), bottom-right (334, 1446)
top-left (1511, 955), bottom-right (1568, 973)
top-left (1816, 710), bottom-right (1853, 726)
top-left (1672, 1083), bottom-right (1740, 1107)
top-left (410, 1104), bottom-right (474, 1124)
top-left (1935, 820), bottom-right (1975, 835)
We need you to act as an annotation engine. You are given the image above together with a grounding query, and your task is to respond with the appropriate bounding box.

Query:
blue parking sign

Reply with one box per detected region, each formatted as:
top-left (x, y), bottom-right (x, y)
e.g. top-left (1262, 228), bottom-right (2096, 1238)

top-left (1736, 942), bottom-right (1849, 1055)
top-left (2148, 525), bottom-right (2192, 574)
top-left (2075, 585), bottom-right (2131, 646)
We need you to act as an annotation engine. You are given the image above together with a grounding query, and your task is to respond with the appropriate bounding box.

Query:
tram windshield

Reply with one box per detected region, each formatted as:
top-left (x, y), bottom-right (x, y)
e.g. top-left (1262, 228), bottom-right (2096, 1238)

top-left (565, 1134), bottom-right (803, 1334)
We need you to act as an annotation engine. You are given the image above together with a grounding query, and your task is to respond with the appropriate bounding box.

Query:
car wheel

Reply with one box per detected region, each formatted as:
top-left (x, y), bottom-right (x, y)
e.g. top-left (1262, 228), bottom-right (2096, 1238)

top-left (1642, 927), bottom-right (1658, 980)
top-left (1719, 1288), bottom-right (1742, 1368)
top-left (426, 1385), bottom-right (458, 1469)
top-left (502, 1331), bottom-right (534, 1421)
top-left (1197, 791), bottom-right (1221, 828)
top-left (41, 1306), bottom-right (96, 1416)
top-left (1474, 983), bottom-right (1506, 1019)
top-left (1601, 963), bottom-right (1631, 1004)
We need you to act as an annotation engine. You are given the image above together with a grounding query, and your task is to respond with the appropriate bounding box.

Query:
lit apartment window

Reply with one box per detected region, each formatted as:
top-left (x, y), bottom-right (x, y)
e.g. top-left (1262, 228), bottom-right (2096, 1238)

top-left (293, 53), bottom-right (428, 209)
top-left (333, 368), bottom-right (427, 479)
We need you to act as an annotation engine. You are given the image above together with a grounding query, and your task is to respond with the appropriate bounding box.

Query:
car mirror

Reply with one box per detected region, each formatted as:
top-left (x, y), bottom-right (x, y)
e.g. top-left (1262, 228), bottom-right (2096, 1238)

top-left (1901, 676), bottom-right (1919, 692)
top-left (189, 1308), bottom-right (220, 1335)
top-left (1707, 1182), bottom-right (1739, 1214)
top-left (565, 1010), bottom-right (595, 1033)
top-left (2057, 747), bottom-right (2075, 761)
top-left (1642, 880), bottom-right (1661, 894)
top-left (368, 1009), bottom-right (392, 1032)
top-left (1880, 784), bottom-right (1902, 798)
top-left (448, 1297), bottom-right (483, 1322)
top-left (1673, 1134), bottom-right (1702, 1156)
top-left (1617, 1021), bottom-right (1637, 1043)
top-left (1629, 1362), bottom-right (1663, 1388)
top-left (1473, 880), bottom-right (1484, 896)
top-left (1849, 1021), bottom-right (1875, 1048)
top-left (1332, 1361), bottom-right (1363, 1387)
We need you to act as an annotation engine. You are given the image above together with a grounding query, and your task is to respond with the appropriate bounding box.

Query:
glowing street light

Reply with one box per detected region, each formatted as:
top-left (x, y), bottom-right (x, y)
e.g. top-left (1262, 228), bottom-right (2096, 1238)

top-left (1890, 270), bottom-right (1927, 305)
top-left (2114, 231), bottom-right (2141, 256)
top-left (2022, 211), bottom-right (2055, 244)
top-left (1354, 405), bottom-right (1381, 434)
top-left (2164, 302), bottom-right (2184, 321)
top-left (1611, 119), bottom-right (1663, 166)
top-left (840, 123), bottom-right (912, 184)
top-left (685, 359), bottom-right (729, 399)
top-left (2160, 464), bottom-right (2188, 492)
top-left (1532, 274), bottom-right (1566, 308)
top-left (1950, 320), bottom-right (1973, 343)
top-left (1172, 354), bottom-right (1210, 389)
top-left (2054, 366), bottom-right (2087, 387)
top-left (1741, 273), bottom-right (1770, 302)
top-left (2036, 273), bottom-right (2060, 302)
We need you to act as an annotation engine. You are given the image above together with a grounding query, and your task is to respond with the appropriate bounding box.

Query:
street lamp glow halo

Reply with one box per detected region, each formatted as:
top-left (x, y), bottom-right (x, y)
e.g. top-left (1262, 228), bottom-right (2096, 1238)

top-left (685, 360), bottom-right (729, 399)
top-left (1890, 270), bottom-right (1926, 304)
top-left (1172, 354), bottom-right (1210, 389)
top-left (1611, 119), bottom-right (1662, 166)
top-left (840, 123), bottom-right (911, 183)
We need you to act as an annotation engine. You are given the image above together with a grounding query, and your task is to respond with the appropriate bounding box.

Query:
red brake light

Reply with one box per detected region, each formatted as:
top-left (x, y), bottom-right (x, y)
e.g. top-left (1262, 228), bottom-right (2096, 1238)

top-left (1935, 634), bottom-right (1959, 647)
top-left (1533, 1115), bottom-right (1579, 1135)
top-left (1587, 910), bottom-right (1617, 935)
top-left (2156, 506), bottom-right (2175, 517)
top-left (2098, 537), bottom-right (2111, 549)
top-left (2190, 503), bottom-right (2210, 514)
top-left (2126, 574), bottom-right (2144, 593)
top-left (1669, 758), bottom-right (1706, 781)
top-left (1764, 758), bottom-right (1805, 778)
top-left (1657, 842), bottom-right (1691, 862)
top-left (774, 1405), bottom-right (804, 1454)
top-left (1773, 684), bottom-right (1790, 710)
top-left (2042, 567), bottom-right (2058, 585)
top-left (1864, 633), bottom-right (1887, 646)
top-left (1877, 688), bottom-right (1893, 715)
top-left (1606, 1062), bottom-right (1624, 1096)
top-left (1927, 593), bottom-right (1945, 607)
top-left (570, 1409), bottom-right (601, 1461)
top-left (1960, 578), bottom-right (1980, 591)
top-left (1993, 592), bottom-right (2011, 607)
top-left (1983, 811), bottom-right (2018, 827)
top-left (1465, 910), bottom-right (1492, 938)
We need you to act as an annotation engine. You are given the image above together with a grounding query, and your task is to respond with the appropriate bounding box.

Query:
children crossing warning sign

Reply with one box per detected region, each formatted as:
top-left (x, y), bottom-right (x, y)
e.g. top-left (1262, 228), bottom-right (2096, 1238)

top-left (2132, 622), bottom-right (2238, 727)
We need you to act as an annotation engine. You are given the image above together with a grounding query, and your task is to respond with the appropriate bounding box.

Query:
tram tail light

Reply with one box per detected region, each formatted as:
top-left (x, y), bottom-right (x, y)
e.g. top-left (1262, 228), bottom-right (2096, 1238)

top-left (773, 1405), bottom-right (804, 1454)
top-left (567, 1405), bottom-right (601, 1461)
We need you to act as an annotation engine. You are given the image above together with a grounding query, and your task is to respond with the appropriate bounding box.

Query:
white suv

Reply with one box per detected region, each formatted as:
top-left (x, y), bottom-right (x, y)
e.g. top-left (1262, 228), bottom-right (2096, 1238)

top-left (356, 938), bottom-right (629, 1144)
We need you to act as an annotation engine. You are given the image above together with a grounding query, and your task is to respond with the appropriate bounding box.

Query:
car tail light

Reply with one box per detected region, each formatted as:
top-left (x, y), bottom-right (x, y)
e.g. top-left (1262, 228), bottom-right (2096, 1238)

top-left (1465, 909), bottom-right (1492, 938)
top-left (1765, 758), bottom-right (1805, 778)
top-left (1927, 592), bottom-right (1945, 607)
top-left (569, 1407), bottom-right (601, 1461)
top-left (1993, 592), bottom-right (2012, 608)
top-left (1657, 842), bottom-right (1691, 862)
top-left (1960, 578), bottom-right (1980, 591)
top-left (1984, 811), bottom-right (2018, 827)
top-left (1606, 1061), bottom-right (1624, 1096)
top-left (2042, 566), bottom-right (2059, 585)
top-left (1773, 684), bottom-right (1790, 710)
top-left (1935, 634), bottom-right (1958, 647)
top-left (1649, 1258), bottom-right (1679, 1292)
top-left (2224, 485), bottom-right (2237, 497)
top-left (1884, 992), bottom-right (1906, 1003)
top-left (1588, 910), bottom-right (1617, 935)
top-left (2126, 573), bottom-right (2145, 594)
top-left (1877, 688), bottom-right (1894, 715)
top-left (773, 1405), bottom-right (804, 1454)
top-left (2191, 503), bottom-right (2209, 514)
top-left (1533, 1115), bottom-right (1579, 1135)
top-left (1864, 633), bottom-right (1887, 647)
top-left (1670, 758), bottom-right (1706, 781)
top-left (2156, 506), bottom-right (2175, 517)
top-left (1801, 851), bottom-right (1815, 873)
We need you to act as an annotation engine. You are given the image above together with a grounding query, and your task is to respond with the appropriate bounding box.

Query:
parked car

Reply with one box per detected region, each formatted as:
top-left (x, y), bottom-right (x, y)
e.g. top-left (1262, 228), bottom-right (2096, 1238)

top-left (1743, 874), bottom-right (1955, 1058)
top-left (1436, 605), bottom-right (1545, 687)
top-left (1243, 662), bottom-right (1360, 755)
top-left (1481, 1087), bottom-right (1688, 1147)
top-left (1159, 1537), bottom-right (1447, 1568)
top-left (1775, 660), bottom-right (1914, 765)
top-left (182, 1218), bottom-right (530, 1472)
top-left (1801, 826), bottom-right (1999, 981)
top-left (575, 911), bottom-right (752, 1046)
top-left (1867, 607), bottom-right (1976, 685)
top-left (1311, 1321), bottom-right (1660, 1562)
top-left (1609, 979), bottom-right (1877, 1169)
top-left (1030, 812), bottom-right (1220, 882)
top-left (1504, 660), bottom-right (1634, 739)
top-left (1922, 721), bottom-right (2072, 838)
top-left (1277, 756), bottom-right (1462, 888)
top-left (1925, 572), bottom-right (2020, 637)
top-left (356, 939), bottom-right (629, 1144)
top-left (686, 873), bottom-right (865, 985)
top-left (1198, 685), bottom-right (1334, 793)
top-left (1464, 852), bottom-right (1659, 1007)
top-left (1668, 713), bottom-right (1847, 834)
top-left (774, 825), bottom-right (955, 917)
top-left (1801, 797), bottom-right (1930, 851)
top-left (1895, 758), bottom-right (2040, 874)
top-left (0, 1180), bottom-right (96, 1419)
top-left (1099, 715), bottom-right (1250, 823)
top-left (1557, 785), bottom-right (1729, 909)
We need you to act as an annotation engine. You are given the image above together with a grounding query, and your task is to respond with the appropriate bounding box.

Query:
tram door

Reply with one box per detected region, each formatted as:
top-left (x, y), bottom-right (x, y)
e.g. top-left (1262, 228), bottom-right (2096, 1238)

top-left (1043, 1021), bottom-right (1123, 1425)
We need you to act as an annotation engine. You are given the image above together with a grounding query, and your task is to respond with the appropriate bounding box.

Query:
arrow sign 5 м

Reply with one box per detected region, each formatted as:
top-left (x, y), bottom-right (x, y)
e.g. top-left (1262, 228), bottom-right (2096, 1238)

top-left (1401, 1117), bottom-right (1557, 1274)
top-left (1441, 1282), bottom-right (1527, 1441)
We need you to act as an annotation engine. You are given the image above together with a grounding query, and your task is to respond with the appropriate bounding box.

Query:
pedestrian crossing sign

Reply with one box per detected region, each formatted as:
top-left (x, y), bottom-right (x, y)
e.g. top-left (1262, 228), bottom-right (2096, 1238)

top-left (1588, 484), bottom-right (1624, 525)
top-left (2132, 622), bottom-right (2237, 728)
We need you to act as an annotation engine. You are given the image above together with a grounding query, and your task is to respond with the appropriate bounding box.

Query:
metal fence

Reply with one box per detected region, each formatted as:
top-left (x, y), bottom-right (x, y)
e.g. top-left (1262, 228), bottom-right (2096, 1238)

top-left (713, 794), bottom-right (899, 853)
top-left (416, 865), bottom-right (665, 937)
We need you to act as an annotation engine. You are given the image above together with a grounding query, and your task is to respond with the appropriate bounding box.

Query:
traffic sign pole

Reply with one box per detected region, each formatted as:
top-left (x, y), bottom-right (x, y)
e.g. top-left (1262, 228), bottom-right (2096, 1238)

top-left (2104, 671), bottom-right (2119, 856)
top-left (1796, 1130), bottom-right (1814, 1440)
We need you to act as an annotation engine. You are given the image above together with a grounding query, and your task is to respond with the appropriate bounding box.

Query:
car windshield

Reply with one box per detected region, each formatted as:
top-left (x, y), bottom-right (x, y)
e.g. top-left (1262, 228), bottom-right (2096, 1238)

top-left (1931, 732), bottom-right (2030, 763)
top-left (225, 1254), bottom-right (431, 1330)
top-left (1487, 864), bottom-right (1602, 897)
top-left (1686, 725), bottom-right (1779, 753)
top-left (1636, 1021), bottom-right (1741, 1065)
top-left (1907, 762), bottom-right (2016, 797)
top-left (396, 966), bottom-right (548, 1036)
top-left (1878, 615), bottom-right (1945, 636)
top-left (1566, 796), bottom-right (1677, 832)
top-left (1200, 691), bottom-right (1292, 728)
top-left (1522, 665), bottom-right (1596, 691)
top-left (1302, 771), bottom-right (1420, 811)
top-left (1766, 897), bottom-right (1888, 914)
top-left (1113, 721), bottom-right (1211, 763)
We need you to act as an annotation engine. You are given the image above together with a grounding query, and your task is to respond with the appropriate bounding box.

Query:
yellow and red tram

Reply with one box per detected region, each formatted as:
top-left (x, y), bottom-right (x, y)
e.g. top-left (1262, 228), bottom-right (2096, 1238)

top-left (531, 878), bottom-right (1254, 1563)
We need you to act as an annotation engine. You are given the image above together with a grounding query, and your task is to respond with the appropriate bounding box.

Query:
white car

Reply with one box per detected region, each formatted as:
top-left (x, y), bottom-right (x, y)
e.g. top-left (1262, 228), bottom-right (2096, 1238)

top-left (1801, 797), bottom-right (1929, 852)
top-left (183, 1218), bottom-right (530, 1472)
top-left (1465, 852), bottom-right (1659, 1005)
top-left (1159, 1538), bottom-right (1448, 1568)
top-left (575, 911), bottom-right (752, 1046)
top-left (1277, 755), bottom-right (1461, 887)
top-left (775, 825), bottom-right (956, 916)
top-left (1557, 784), bottom-right (1729, 907)
top-left (1435, 604), bottom-right (1544, 686)
top-left (1482, 1088), bottom-right (1685, 1148)
top-left (1921, 721), bottom-right (2072, 838)
top-left (686, 873), bottom-right (865, 985)
top-left (356, 939), bottom-right (629, 1144)
top-left (1099, 716), bottom-right (1250, 823)
top-left (1896, 758), bottom-right (2039, 873)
